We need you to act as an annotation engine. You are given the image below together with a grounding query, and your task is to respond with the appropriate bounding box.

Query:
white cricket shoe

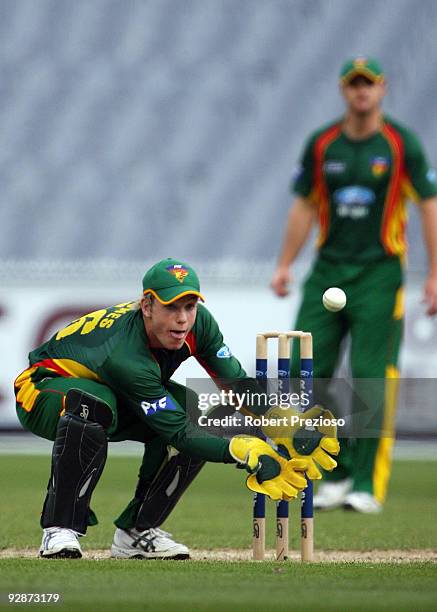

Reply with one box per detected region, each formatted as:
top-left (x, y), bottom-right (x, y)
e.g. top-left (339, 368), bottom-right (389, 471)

top-left (313, 478), bottom-right (352, 510)
top-left (111, 527), bottom-right (190, 560)
top-left (39, 527), bottom-right (82, 559)
top-left (343, 492), bottom-right (382, 514)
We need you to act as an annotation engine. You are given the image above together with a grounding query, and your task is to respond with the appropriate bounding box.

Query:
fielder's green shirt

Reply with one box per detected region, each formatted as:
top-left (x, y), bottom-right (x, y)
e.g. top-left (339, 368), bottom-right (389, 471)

top-left (293, 115), bottom-right (437, 262)
top-left (18, 302), bottom-right (248, 461)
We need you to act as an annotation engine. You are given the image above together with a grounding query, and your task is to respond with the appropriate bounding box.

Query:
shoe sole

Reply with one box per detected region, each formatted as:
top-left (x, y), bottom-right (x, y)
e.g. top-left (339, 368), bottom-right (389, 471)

top-left (40, 548), bottom-right (82, 559)
top-left (111, 546), bottom-right (189, 560)
top-left (126, 553), bottom-right (190, 560)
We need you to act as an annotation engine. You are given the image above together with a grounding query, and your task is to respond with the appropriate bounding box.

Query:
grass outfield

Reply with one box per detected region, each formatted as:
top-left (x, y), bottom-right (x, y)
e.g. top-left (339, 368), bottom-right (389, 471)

top-left (1, 455), bottom-right (436, 610)
top-left (1, 560), bottom-right (437, 611)
top-left (1, 455), bottom-right (437, 551)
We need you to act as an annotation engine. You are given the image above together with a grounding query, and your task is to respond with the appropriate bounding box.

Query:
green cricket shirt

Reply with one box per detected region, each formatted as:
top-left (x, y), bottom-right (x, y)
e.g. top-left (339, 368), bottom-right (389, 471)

top-left (19, 302), bottom-right (248, 461)
top-left (293, 115), bottom-right (437, 262)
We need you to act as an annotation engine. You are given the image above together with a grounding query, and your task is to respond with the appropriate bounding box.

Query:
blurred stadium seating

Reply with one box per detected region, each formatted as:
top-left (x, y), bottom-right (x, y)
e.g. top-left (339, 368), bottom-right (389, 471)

top-left (0, 0), bottom-right (436, 273)
top-left (0, 0), bottom-right (436, 435)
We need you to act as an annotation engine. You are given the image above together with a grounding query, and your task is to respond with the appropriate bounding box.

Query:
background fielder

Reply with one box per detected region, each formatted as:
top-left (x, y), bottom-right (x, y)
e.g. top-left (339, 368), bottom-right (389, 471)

top-left (271, 57), bottom-right (437, 513)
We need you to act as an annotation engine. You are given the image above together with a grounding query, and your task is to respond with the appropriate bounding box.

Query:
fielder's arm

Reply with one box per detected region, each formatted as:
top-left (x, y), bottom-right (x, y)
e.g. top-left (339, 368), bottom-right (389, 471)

top-left (271, 196), bottom-right (317, 297)
top-left (420, 196), bottom-right (437, 315)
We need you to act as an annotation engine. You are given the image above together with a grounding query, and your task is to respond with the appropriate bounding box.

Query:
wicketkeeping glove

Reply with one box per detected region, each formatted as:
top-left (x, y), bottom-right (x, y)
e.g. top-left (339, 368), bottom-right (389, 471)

top-left (228, 435), bottom-right (308, 501)
top-left (262, 405), bottom-right (340, 480)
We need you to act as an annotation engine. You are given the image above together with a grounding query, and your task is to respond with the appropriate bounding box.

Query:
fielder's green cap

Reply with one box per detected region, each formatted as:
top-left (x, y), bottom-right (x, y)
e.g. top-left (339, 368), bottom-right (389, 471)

top-left (142, 258), bottom-right (205, 305)
top-left (340, 56), bottom-right (384, 84)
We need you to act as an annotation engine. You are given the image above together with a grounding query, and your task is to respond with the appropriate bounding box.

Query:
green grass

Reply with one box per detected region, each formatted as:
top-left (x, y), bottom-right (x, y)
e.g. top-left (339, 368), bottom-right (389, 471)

top-left (1, 456), bottom-right (436, 610)
top-left (1, 456), bottom-right (437, 551)
top-left (1, 560), bottom-right (437, 611)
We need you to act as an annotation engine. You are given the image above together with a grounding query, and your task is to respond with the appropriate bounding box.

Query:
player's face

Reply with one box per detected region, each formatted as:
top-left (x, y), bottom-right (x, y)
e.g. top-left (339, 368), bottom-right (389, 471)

top-left (142, 295), bottom-right (199, 350)
top-left (341, 76), bottom-right (386, 116)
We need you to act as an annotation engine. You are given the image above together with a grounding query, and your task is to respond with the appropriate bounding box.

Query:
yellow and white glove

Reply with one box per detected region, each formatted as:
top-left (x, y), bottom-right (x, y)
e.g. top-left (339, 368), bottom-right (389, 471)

top-left (262, 405), bottom-right (340, 480)
top-left (229, 435), bottom-right (308, 501)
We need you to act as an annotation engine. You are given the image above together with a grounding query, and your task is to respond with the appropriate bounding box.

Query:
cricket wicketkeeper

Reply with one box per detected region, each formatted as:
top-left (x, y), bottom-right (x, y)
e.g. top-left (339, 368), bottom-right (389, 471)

top-left (14, 258), bottom-right (339, 559)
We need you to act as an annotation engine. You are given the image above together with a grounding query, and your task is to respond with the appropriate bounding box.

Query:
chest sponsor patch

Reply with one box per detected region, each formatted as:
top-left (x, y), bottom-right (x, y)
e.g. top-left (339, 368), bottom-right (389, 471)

top-left (371, 157), bottom-right (389, 177)
top-left (141, 396), bottom-right (177, 416)
top-left (324, 160), bottom-right (346, 174)
top-left (333, 186), bottom-right (375, 219)
top-left (216, 345), bottom-right (232, 358)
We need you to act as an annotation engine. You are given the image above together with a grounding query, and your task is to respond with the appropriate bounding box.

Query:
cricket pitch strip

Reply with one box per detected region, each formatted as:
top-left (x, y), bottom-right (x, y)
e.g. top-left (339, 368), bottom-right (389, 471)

top-left (1, 548), bottom-right (436, 563)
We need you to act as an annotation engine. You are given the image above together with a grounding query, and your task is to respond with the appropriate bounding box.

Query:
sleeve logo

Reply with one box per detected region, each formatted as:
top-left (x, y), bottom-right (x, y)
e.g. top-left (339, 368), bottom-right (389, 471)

top-left (216, 345), bottom-right (232, 358)
top-left (292, 163), bottom-right (303, 182)
top-left (427, 168), bottom-right (436, 184)
top-left (141, 396), bottom-right (177, 415)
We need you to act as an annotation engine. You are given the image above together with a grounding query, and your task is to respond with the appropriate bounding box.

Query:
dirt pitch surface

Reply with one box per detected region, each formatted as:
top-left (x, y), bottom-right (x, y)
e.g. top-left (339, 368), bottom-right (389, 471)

top-left (2, 548), bottom-right (436, 563)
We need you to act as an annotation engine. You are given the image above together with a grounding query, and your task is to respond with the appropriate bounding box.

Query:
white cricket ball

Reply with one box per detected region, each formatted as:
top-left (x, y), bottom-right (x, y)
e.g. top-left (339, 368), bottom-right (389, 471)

top-left (322, 287), bottom-right (347, 312)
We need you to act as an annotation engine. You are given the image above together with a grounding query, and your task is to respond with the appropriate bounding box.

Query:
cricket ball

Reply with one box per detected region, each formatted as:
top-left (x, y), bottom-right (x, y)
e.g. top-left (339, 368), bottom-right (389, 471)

top-left (322, 287), bottom-right (347, 312)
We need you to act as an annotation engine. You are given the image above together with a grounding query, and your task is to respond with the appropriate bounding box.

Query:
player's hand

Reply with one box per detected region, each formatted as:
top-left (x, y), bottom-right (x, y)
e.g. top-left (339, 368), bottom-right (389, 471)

top-left (423, 273), bottom-right (437, 316)
top-left (229, 435), bottom-right (308, 501)
top-left (262, 405), bottom-right (340, 480)
top-left (270, 266), bottom-right (292, 297)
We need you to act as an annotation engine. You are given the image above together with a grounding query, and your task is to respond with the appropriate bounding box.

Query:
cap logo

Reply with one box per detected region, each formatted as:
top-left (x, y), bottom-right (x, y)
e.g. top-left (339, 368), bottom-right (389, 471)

top-left (166, 264), bottom-right (189, 283)
top-left (354, 57), bottom-right (368, 67)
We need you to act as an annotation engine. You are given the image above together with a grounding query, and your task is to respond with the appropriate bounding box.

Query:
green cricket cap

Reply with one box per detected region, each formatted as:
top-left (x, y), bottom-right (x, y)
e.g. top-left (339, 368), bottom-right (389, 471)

top-left (142, 258), bottom-right (204, 305)
top-left (340, 56), bottom-right (385, 84)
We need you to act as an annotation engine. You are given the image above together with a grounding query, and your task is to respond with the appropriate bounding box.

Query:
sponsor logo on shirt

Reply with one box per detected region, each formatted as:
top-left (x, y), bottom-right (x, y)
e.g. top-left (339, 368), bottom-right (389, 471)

top-left (141, 396), bottom-right (177, 416)
top-left (371, 157), bottom-right (389, 177)
top-left (217, 345), bottom-right (232, 358)
top-left (166, 264), bottom-right (188, 283)
top-left (427, 168), bottom-right (437, 184)
top-left (324, 160), bottom-right (346, 174)
top-left (334, 186), bottom-right (375, 219)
